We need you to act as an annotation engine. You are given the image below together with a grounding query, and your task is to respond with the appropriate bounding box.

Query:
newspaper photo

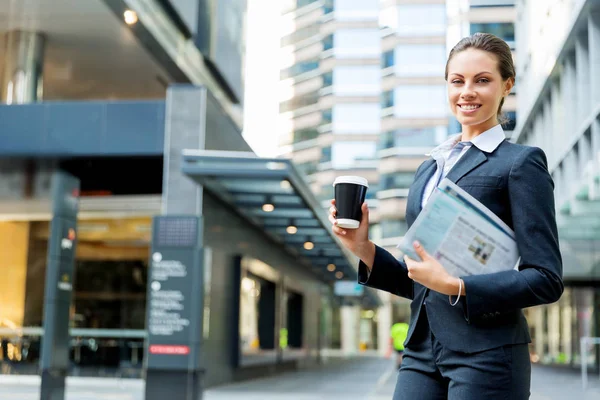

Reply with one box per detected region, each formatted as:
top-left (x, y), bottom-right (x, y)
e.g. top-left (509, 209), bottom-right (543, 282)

top-left (398, 178), bottom-right (519, 277)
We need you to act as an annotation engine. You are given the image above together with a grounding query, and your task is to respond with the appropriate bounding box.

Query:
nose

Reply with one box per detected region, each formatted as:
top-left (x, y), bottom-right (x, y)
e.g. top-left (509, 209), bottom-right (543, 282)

top-left (460, 83), bottom-right (476, 100)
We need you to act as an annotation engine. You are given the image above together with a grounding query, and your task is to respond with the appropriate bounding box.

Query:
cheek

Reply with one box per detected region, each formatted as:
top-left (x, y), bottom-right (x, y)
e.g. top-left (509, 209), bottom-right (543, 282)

top-left (447, 90), bottom-right (458, 104)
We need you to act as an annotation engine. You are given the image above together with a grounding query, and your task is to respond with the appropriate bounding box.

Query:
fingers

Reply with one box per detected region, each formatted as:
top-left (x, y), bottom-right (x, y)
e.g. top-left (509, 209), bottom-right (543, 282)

top-left (403, 255), bottom-right (415, 280)
top-left (332, 225), bottom-right (346, 236)
top-left (361, 202), bottom-right (369, 225)
top-left (412, 241), bottom-right (430, 261)
top-left (328, 203), bottom-right (345, 236)
top-left (328, 213), bottom-right (338, 226)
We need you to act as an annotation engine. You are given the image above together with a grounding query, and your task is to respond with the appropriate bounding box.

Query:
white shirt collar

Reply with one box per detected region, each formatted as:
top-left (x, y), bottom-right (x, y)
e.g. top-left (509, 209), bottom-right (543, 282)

top-left (427, 124), bottom-right (506, 158)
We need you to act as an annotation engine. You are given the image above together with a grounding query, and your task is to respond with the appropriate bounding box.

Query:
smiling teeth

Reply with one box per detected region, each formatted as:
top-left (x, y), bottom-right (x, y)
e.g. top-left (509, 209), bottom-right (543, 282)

top-left (461, 105), bottom-right (480, 110)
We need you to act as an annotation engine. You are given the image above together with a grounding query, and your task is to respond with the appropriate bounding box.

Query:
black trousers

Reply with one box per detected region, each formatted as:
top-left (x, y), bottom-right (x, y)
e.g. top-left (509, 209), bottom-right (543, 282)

top-left (393, 308), bottom-right (531, 400)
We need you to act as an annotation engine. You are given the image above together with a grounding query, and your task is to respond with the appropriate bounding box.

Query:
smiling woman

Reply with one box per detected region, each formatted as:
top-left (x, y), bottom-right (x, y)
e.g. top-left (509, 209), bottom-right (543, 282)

top-left (328, 32), bottom-right (563, 400)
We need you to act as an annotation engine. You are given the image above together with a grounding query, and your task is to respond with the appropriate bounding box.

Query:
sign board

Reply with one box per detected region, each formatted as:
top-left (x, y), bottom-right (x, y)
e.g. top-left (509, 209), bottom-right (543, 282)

top-left (334, 281), bottom-right (364, 297)
top-left (146, 216), bottom-right (204, 371)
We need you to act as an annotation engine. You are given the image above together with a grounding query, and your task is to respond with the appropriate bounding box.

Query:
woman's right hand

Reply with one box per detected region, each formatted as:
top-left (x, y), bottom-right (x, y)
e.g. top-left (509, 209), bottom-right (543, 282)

top-left (328, 199), bottom-right (371, 255)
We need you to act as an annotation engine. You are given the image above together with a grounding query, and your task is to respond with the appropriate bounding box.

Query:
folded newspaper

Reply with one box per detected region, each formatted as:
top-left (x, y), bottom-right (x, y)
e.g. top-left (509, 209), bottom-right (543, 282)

top-left (398, 178), bottom-right (519, 277)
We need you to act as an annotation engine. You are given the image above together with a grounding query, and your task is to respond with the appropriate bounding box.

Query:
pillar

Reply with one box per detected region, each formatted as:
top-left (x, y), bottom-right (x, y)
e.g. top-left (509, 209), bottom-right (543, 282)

top-left (0, 30), bottom-right (45, 104)
top-left (340, 304), bottom-right (360, 356)
top-left (145, 85), bottom-right (208, 400)
top-left (377, 294), bottom-right (392, 357)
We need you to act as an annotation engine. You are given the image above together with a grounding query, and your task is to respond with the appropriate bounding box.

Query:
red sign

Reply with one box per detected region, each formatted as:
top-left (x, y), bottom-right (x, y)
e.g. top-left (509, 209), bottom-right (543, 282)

top-left (149, 345), bottom-right (190, 355)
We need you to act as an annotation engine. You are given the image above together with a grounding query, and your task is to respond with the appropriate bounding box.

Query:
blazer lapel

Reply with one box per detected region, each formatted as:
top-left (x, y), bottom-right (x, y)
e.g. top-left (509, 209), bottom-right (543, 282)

top-left (408, 159), bottom-right (436, 218)
top-left (445, 146), bottom-right (488, 184)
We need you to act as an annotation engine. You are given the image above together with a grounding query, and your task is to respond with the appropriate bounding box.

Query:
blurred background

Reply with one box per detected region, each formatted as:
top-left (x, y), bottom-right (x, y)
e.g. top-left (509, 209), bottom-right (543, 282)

top-left (0, 0), bottom-right (599, 398)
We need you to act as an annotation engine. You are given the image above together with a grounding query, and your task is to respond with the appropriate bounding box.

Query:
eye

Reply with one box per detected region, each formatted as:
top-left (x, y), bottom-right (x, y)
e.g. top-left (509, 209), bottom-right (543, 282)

top-left (477, 78), bottom-right (490, 83)
top-left (451, 79), bottom-right (463, 84)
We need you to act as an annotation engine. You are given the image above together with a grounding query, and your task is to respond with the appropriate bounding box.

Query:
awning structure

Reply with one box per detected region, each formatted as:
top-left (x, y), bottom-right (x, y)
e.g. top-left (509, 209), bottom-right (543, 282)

top-left (181, 149), bottom-right (380, 306)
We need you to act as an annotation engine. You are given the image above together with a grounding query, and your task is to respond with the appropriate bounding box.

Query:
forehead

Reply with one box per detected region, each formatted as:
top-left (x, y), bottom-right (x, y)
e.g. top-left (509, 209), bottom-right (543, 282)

top-left (447, 48), bottom-right (500, 75)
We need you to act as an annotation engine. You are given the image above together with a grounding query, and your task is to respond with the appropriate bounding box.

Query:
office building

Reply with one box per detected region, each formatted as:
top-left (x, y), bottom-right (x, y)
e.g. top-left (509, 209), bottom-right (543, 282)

top-left (514, 0), bottom-right (600, 370)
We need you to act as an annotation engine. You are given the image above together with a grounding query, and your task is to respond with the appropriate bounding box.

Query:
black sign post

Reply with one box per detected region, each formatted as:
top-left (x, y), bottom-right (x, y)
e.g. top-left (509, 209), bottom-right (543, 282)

top-left (40, 171), bottom-right (80, 400)
top-left (145, 215), bottom-right (205, 400)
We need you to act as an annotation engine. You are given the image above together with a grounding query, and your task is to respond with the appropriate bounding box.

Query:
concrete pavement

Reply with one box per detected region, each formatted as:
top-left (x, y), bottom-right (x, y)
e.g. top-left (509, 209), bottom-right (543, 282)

top-left (1, 356), bottom-right (599, 399)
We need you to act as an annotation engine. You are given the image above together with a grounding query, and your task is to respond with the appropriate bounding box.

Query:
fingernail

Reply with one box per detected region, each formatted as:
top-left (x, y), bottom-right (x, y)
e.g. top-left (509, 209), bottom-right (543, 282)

top-left (342, 230), bottom-right (346, 235)
top-left (413, 241), bottom-right (420, 248)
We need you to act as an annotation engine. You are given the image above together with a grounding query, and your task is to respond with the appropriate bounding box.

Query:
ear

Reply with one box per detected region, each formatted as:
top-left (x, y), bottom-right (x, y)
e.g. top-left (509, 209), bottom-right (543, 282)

top-left (503, 77), bottom-right (515, 96)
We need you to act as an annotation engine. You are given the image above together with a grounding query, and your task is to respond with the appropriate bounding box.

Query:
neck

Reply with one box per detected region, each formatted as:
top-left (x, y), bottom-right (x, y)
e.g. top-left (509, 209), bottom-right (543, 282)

top-left (461, 118), bottom-right (498, 142)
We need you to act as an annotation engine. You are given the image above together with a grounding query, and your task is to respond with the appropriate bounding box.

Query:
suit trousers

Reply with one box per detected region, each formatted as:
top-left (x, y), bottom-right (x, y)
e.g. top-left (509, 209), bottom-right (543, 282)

top-left (393, 306), bottom-right (531, 400)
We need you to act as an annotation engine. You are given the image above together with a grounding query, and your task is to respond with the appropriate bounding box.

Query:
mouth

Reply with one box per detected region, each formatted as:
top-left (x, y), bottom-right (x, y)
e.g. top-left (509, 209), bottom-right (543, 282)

top-left (458, 104), bottom-right (482, 113)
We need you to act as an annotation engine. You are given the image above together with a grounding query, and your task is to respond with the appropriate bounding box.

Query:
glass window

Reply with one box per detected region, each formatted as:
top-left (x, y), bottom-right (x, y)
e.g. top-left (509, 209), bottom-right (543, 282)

top-left (470, 23), bottom-right (515, 42)
top-left (296, 161), bottom-right (318, 176)
top-left (280, 59), bottom-right (319, 80)
top-left (470, 0), bottom-right (514, 8)
top-left (502, 111), bottom-right (516, 131)
top-left (332, 103), bottom-right (380, 134)
top-left (323, 34), bottom-right (333, 51)
top-left (322, 109), bottom-right (332, 124)
top-left (382, 50), bottom-right (394, 69)
top-left (293, 128), bottom-right (319, 143)
top-left (322, 71), bottom-right (333, 87)
top-left (393, 85), bottom-right (447, 118)
top-left (380, 126), bottom-right (446, 149)
top-left (282, 290), bottom-right (304, 350)
top-left (448, 117), bottom-right (461, 135)
top-left (333, 29), bottom-right (380, 59)
top-left (297, 0), bottom-right (319, 8)
top-left (334, 0), bottom-right (379, 21)
top-left (394, 44), bottom-right (446, 77)
top-left (331, 141), bottom-right (376, 168)
top-left (321, 146), bottom-right (332, 163)
top-left (381, 90), bottom-right (394, 109)
top-left (333, 66), bottom-right (379, 96)
top-left (73, 261), bottom-right (148, 330)
top-left (395, 5), bottom-right (446, 37)
top-left (380, 220), bottom-right (408, 238)
top-left (323, 0), bottom-right (334, 14)
top-left (380, 172), bottom-right (416, 190)
top-left (239, 268), bottom-right (278, 366)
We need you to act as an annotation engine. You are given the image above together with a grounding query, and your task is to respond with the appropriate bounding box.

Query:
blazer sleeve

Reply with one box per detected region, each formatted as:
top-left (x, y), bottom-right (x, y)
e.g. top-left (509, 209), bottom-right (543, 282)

top-left (357, 245), bottom-right (414, 300)
top-left (461, 146), bottom-right (564, 320)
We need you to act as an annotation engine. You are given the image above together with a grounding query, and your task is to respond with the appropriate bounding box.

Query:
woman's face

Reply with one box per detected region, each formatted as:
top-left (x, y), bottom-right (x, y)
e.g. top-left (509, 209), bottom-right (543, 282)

top-left (447, 48), bottom-right (512, 131)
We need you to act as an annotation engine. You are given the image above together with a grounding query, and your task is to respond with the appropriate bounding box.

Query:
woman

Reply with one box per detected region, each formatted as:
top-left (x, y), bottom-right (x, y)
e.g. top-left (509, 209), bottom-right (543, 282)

top-left (329, 33), bottom-right (563, 399)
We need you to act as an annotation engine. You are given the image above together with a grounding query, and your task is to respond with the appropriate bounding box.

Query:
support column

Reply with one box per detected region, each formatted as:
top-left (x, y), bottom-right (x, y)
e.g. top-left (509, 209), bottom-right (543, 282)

top-left (145, 85), bottom-right (208, 400)
top-left (377, 294), bottom-right (392, 357)
top-left (340, 304), bottom-right (360, 356)
top-left (0, 30), bottom-right (45, 104)
top-left (588, 12), bottom-right (600, 106)
top-left (575, 34), bottom-right (590, 122)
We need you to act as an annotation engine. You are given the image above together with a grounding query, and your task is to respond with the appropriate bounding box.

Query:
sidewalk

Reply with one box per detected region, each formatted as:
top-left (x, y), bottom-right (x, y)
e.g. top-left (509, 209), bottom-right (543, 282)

top-left (529, 365), bottom-right (600, 400)
top-left (0, 357), bottom-right (598, 399)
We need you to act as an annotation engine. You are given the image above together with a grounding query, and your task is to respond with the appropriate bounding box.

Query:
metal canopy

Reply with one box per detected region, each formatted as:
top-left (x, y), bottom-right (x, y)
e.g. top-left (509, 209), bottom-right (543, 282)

top-left (181, 149), bottom-right (380, 306)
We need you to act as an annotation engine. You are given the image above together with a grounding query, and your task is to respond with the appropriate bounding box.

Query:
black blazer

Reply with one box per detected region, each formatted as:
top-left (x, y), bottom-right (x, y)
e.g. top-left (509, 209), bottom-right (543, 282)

top-left (358, 140), bottom-right (564, 353)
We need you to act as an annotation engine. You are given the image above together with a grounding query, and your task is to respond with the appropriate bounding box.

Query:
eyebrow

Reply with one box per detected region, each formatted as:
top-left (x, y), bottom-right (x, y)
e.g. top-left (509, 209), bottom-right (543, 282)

top-left (449, 72), bottom-right (492, 78)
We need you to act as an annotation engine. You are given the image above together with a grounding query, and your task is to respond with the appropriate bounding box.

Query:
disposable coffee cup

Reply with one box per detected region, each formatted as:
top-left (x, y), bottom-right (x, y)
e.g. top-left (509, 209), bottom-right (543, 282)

top-left (333, 176), bottom-right (369, 229)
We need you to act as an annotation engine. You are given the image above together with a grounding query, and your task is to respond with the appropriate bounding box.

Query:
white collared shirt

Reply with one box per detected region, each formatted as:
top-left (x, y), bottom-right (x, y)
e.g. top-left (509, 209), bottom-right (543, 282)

top-left (420, 124), bottom-right (506, 209)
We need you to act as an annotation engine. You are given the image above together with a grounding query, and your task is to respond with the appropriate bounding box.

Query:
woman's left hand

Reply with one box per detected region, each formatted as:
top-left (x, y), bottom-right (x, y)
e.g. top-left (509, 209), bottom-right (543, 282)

top-left (403, 241), bottom-right (459, 296)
